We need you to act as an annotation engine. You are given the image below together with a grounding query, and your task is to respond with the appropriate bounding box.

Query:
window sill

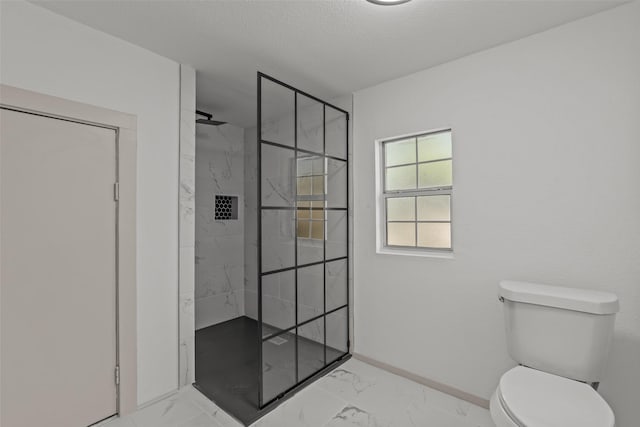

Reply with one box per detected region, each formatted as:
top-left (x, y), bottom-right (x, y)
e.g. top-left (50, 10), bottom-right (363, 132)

top-left (376, 247), bottom-right (455, 259)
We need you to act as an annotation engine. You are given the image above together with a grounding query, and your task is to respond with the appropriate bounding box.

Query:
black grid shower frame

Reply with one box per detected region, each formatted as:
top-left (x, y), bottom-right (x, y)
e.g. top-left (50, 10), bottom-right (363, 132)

top-left (257, 72), bottom-right (350, 409)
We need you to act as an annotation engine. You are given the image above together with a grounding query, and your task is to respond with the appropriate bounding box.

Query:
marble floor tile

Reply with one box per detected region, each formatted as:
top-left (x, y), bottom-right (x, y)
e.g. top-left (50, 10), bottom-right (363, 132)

top-left (390, 401), bottom-right (477, 427)
top-left (315, 359), bottom-right (424, 417)
top-left (410, 385), bottom-right (473, 419)
top-left (252, 385), bottom-right (347, 427)
top-left (179, 387), bottom-right (243, 427)
top-left (98, 359), bottom-right (492, 427)
top-left (324, 405), bottom-right (390, 427)
top-left (128, 394), bottom-right (205, 427)
top-left (462, 403), bottom-right (495, 427)
top-left (179, 413), bottom-right (223, 427)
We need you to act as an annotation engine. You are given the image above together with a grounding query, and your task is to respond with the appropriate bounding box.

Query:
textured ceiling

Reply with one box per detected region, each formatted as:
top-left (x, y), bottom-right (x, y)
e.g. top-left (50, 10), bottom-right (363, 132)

top-left (33, 0), bottom-right (624, 127)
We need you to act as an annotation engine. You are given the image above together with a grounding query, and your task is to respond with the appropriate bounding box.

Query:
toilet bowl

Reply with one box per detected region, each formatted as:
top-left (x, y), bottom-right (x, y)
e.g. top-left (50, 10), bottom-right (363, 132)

top-left (490, 366), bottom-right (615, 427)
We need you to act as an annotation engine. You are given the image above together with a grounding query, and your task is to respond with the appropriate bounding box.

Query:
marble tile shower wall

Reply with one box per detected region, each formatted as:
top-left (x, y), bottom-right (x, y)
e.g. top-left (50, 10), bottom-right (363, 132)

top-left (195, 124), bottom-right (245, 330)
top-left (244, 95), bottom-right (348, 349)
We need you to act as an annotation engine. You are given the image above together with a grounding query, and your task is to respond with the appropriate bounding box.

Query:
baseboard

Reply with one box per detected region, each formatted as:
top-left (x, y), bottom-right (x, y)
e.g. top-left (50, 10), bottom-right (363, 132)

top-left (352, 353), bottom-right (490, 409)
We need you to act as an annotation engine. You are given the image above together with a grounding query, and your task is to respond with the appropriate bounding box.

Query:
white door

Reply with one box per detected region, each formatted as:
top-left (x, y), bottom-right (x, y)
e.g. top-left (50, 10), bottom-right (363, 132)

top-left (1, 108), bottom-right (118, 427)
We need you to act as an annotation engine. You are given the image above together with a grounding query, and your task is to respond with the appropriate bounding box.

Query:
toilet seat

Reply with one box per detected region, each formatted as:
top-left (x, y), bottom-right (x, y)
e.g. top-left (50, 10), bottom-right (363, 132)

top-left (494, 366), bottom-right (615, 427)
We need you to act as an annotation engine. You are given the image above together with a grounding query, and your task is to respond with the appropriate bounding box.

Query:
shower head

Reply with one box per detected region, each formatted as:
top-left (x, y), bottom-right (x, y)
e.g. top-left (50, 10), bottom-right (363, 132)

top-left (196, 110), bottom-right (226, 126)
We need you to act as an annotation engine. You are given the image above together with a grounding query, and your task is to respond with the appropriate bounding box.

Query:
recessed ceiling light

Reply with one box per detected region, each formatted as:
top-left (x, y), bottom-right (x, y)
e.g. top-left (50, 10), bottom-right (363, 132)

top-left (366, 0), bottom-right (412, 5)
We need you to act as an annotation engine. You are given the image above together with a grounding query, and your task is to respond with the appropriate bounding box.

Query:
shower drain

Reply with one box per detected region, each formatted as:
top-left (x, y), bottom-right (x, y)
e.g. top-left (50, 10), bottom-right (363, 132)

top-left (268, 336), bottom-right (287, 346)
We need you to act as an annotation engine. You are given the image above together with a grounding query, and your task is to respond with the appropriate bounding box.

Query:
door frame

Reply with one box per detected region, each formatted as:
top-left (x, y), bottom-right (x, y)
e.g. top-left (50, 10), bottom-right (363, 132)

top-left (0, 84), bottom-right (138, 416)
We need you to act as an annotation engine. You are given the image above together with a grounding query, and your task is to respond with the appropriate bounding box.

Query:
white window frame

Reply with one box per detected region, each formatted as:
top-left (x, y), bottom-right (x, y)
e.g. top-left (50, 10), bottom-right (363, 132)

top-left (375, 128), bottom-right (454, 257)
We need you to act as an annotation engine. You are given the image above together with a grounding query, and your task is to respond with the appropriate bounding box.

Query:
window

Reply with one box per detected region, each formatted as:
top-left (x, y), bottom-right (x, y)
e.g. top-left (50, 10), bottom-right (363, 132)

top-left (381, 129), bottom-right (452, 250)
top-left (296, 155), bottom-right (325, 239)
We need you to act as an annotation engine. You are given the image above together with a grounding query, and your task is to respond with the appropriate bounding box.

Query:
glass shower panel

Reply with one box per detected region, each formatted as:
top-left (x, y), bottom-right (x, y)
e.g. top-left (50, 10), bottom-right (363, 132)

top-left (261, 328), bottom-right (296, 403)
top-left (261, 209), bottom-right (295, 272)
top-left (325, 259), bottom-right (348, 312)
top-left (297, 264), bottom-right (323, 323)
top-left (325, 106), bottom-right (347, 159)
top-left (297, 318), bottom-right (324, 381)
top-left (261, 270), bottom-right (295, 337)
top-left (326, 307), bottom-right (348, 364)
top-left (261, 78), bottom-right (295, 147)
top-left (297, 94), bottom-right (324, 153)
top-left (326, 210), bottom-right (347, 259)
top-left (261, 144), bottom-right (295, 207)
top-left (326, 158), bottom-right (347, 208)
top-left (259, 73), bottom-right (349, 408)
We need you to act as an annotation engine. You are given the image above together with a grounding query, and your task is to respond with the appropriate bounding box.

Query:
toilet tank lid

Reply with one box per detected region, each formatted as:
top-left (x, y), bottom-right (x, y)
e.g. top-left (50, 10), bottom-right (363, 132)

top-left (499, 281), bottom-right (619, 314)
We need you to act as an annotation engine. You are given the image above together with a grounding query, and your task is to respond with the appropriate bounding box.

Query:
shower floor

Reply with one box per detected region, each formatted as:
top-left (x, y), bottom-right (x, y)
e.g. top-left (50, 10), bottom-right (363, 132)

top-left (194, 316), bottom-right (347, 426)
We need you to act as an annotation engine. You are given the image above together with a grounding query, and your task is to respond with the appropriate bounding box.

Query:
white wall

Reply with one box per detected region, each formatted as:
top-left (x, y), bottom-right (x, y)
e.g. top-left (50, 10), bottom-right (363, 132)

top-left (353, 3), bottom-right (640, 426)
top-left (195, 124), bottom-right (245, 329)
top-left (0, 0), bottom-right (180, 404)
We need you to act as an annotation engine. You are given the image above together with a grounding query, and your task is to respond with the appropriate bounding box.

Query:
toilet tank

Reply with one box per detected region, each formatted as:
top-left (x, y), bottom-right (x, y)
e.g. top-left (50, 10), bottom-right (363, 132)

top-left (499, 281), bottom-right (619, 383)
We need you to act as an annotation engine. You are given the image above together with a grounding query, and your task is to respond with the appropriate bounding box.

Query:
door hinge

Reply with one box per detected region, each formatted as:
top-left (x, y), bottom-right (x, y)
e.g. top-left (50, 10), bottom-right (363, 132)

top-left (113, 182), bottom-right (119, 201)
top-left (115, 366), bottom-right (120, 385)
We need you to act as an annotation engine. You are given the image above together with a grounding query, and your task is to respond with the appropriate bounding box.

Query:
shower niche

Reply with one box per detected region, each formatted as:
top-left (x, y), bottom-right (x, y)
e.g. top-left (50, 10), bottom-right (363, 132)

top-left (214, 195), bottom-right (238, 220)
top-left (194, 72), bottom-right (350, 425)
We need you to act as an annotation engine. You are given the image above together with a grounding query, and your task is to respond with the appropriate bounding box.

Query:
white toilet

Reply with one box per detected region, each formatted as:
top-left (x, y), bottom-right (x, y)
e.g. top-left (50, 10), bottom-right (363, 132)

top-left (491, 280), bottom-right (619, 427)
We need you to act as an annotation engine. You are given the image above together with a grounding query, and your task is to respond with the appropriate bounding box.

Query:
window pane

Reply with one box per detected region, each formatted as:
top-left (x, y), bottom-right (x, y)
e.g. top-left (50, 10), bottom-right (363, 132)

top-left (417, 223), bottom-right (451, 248)
top-left (418, 160), bottom-right (452, 188)
top-left (297, 176), bottom-right (312, 195)
top-left (311, 201), bottom-right (324, 219)
top-left (299, 220), bottom-right (323, 264)
top-left (386, 197), bottom-right (415, 221)
top-left (312, 157), bottom-right (324, 175)
top-left (385, 138), bottom-right (416, 167)
top-left (417, 195), bottom-right (450, 221)
top-left (386, 165), bottom-right (416, 191)
top-left (418, 131), bottom-right (452, 162)
top-left (297, 201), bottom-right (310, 219)
top-left (387, 222), bottom-right (416, 247)
top-left (311, 220), bottom-right (324, 240)
top-left (297, 220), bottom-right (310, 238)
top-left (297, 157), bottom-right (312, 176)
top-left (312, 175), bottom-right (324, 195)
